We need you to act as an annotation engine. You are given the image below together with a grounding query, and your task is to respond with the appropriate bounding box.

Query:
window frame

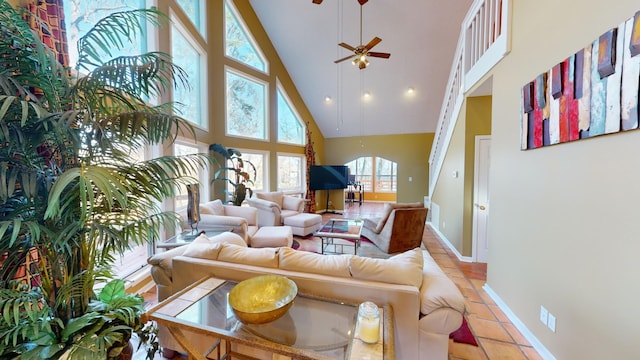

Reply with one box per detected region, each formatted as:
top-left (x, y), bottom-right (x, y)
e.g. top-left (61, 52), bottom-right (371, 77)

top-left (276, 79), bottom-right (306, 146)
top-left (224, 148), bottom-right (269, 197)
top-left (173, 139), bottom-right (211, 211)
top-left (224, 66), bottom-right (269, 141)
top-left (175, 0), bottom-right (206, 38)
top-left (170, 11), bottom-right (209, 131)
top-left (223, 0), bottom-right (269, 74)
top-left (277, 152), bottom-right (306, 195)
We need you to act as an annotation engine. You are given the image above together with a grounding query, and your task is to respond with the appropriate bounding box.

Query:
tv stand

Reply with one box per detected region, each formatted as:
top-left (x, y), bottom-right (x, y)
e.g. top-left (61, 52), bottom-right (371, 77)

top-left (321, 189), bottom-right (342, 215)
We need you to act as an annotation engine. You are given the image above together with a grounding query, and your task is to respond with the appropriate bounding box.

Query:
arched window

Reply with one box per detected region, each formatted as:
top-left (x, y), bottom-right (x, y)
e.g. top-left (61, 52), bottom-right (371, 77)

top-left (346, 156), bottom-right (397, 194)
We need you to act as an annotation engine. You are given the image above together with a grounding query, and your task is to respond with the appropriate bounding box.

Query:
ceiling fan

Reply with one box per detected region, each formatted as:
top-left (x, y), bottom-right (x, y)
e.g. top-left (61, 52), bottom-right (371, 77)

top-left (333, 4), bottom-right (390, 69)
top-left (313, 0), bottom-right (369, 5)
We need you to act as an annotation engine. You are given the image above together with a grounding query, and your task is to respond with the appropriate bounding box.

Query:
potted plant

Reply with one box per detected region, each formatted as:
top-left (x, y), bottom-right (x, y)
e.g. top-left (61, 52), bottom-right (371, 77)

top-left (210, 143), bottom-right (257, 206)
top-left (0, 2), bottom-right (209, 358)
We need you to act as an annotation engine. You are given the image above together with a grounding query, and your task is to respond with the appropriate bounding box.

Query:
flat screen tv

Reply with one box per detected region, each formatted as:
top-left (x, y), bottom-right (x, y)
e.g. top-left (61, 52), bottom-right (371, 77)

top-left (309, 165), bottom-right (349, 190)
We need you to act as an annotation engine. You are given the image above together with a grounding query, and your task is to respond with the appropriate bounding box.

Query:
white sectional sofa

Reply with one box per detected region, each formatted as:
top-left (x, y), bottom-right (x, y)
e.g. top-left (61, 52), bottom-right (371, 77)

top-left (148, 232), bottom-right (467, 360)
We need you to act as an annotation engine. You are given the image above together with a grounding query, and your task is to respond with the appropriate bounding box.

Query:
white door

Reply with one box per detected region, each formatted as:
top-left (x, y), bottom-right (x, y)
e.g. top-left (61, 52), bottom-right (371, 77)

top-left (472, 136), bottom-right (491, 263)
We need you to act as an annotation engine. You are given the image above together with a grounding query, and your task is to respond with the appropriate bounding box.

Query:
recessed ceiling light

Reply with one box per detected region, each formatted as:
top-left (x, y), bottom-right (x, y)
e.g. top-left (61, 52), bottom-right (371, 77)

top-left (407, 87), bottom-right (415, 94)
top-left (363, 91), bottom-right (371, 98)
top-left (324, 96), bottom-right (332, 102)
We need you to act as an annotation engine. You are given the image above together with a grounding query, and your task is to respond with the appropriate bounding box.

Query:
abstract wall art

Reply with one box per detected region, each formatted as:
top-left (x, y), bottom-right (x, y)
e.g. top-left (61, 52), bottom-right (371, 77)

top-left (520, 10), bottom-right (640, 150)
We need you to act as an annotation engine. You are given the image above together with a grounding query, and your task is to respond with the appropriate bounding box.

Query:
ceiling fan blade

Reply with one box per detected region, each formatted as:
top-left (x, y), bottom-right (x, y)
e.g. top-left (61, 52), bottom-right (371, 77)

top-left (358, 0), bottom-right (368, 4)
top-left (364, 37), bottom-right (382, 51)
top-left (334, 54), bottom-right (356, 63)
top-left (338, 42), bottom-right (357, 52)
top-left (368, 52), bottom-right (391, 59)
top-left (312, 0), bottom-right (323, 3)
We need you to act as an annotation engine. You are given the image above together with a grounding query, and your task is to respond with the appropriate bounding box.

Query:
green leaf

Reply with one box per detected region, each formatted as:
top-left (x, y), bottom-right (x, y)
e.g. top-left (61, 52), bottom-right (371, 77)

top-left (99, 280), bottom-right (126, 304)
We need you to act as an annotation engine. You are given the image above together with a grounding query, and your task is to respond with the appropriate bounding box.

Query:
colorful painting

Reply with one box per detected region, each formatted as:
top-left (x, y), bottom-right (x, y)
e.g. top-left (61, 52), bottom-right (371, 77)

top-left (520, 10), bottom-right (640, 150)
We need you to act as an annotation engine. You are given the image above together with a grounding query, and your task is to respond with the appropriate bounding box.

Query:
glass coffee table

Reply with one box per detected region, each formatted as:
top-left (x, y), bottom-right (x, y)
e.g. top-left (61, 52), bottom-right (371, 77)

top-left (144, 277), bottom-right (394, 360)
top-left (157, 228), bottom-right (231, 249)
top-left (315, 218), bottom-right (363, 255)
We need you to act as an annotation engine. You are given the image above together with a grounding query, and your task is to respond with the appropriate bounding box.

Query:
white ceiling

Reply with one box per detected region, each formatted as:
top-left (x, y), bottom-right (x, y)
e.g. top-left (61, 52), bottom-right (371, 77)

top-left (248, 0), bottom-right (474, 139)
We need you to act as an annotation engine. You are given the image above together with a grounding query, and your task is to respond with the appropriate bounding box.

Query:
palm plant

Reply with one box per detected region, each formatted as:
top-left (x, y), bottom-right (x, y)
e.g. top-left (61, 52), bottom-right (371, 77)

top-left (0, 1), bottom-right (210, 358)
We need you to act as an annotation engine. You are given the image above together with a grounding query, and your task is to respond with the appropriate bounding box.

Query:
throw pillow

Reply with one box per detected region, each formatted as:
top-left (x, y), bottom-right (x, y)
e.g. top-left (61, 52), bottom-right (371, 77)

top-left (201, 199), bottom-right (225, 216)
top-left (257, 192), bottom-right (284, 209)
top-left (208, 232), bottom-right (247, 247)
top-left (279, 247), bottom-right (352, 278)
top-left (349, 248), bottom-right (424, 287)
top-left (182, 234), bottom-right (223, 260)
top-left (282, 195), bottom-right (301, 211)
top-left (218, 244), bottom-right (279, 268)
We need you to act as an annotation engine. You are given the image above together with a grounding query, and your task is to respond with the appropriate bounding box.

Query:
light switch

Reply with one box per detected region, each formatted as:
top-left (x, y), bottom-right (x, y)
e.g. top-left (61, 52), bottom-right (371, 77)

top-left (408, 176), bottom-right (412, 182)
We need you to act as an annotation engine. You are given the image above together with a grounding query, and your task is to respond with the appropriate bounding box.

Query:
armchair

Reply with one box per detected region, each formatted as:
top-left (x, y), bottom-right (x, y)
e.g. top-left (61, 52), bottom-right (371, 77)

top-left (247, 191), bottom-right (305, 227)
top-left (178, 199), bottom-right (258, 243)
top-left (361, 202), bottom-right (428, 254)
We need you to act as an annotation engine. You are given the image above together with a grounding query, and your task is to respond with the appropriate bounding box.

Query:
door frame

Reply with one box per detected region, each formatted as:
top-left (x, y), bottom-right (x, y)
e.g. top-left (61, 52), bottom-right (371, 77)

top-left (472, 135), bottom-right (491, 262)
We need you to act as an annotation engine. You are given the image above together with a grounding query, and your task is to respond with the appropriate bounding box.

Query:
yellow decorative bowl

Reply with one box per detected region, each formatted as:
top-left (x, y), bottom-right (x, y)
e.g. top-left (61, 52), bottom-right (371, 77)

top-left (229, 275), bottom-right (298, 325)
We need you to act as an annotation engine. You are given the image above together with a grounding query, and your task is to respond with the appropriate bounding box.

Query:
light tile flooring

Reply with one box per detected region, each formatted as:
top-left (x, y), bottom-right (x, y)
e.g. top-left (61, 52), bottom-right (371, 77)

top-left (342, 202), bottom-right (543, 360)
top-left (140, 202), bottom-right (544, 360)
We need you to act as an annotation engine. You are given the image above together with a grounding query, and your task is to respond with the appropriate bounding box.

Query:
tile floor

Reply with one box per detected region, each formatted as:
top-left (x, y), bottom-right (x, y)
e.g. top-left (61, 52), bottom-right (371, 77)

top-left (139, 202), bottom-right (544, 360)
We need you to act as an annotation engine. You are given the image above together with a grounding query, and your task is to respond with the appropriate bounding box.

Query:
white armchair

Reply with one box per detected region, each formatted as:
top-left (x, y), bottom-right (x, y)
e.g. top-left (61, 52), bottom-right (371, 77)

top-left (247, 191), bottom-right (305, 227)
top-left (178, 199), bottom-right (258, 243)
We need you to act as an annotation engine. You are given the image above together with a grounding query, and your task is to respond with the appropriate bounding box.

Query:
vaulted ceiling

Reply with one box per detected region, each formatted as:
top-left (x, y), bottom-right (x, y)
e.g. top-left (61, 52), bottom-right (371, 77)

top-left (249, 0), bottom-right (474, 139)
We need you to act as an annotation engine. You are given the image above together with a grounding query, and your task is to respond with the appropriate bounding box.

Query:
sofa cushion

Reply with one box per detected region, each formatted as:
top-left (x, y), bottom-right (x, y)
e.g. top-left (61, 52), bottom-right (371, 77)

top-left (218, 244), bottom-right (279, 268)
top-left (279, 247), bottom-right (352, 278)
top-left (200, 199), bottom-right (225, 216)
top-left (349, 248), bottom-right (424, 287)
top-left (182, 234), bottom-right (223, 260)
top-left (257, 191), bottom-right (283, 209)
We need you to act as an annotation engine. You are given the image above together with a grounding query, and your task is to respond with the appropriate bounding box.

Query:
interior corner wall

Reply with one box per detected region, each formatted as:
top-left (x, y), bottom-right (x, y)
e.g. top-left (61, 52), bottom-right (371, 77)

top-left (323, 133), bottom-right (433, 207)
top-left (488, 1), bottom-right (640, 359)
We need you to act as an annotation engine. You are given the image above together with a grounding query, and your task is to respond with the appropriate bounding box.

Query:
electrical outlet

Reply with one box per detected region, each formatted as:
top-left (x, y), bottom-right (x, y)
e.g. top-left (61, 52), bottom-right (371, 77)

top-left (539, 306), bottom-right (548, 325)
top-left (547, 313), bottom-right (556, 332)
top-left (442, 221), bottom-right (446, 229)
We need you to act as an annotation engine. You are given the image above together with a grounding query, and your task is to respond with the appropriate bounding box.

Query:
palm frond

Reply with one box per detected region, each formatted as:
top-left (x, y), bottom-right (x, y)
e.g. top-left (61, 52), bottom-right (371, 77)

top-left (76, 9), bottom-right (167, 72)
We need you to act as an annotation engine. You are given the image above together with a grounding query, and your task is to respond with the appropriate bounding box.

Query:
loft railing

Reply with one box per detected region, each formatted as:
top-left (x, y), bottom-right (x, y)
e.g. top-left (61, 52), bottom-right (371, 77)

top-left (428, 0), bottom-right (511, 197)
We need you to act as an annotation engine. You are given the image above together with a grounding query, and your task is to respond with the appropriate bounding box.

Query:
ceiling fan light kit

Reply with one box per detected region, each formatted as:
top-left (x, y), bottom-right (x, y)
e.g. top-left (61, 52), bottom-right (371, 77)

top-left (329, 1), bottom-right (390, 70)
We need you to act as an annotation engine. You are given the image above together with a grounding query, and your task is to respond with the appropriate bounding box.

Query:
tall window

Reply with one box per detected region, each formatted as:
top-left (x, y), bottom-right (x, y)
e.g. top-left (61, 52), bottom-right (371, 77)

top-left (346, 156), bottom-right (397, 193)
top-left (375, 157), bottom-right (397, 192)
top-left (278, 154), bottom-right (305, 194)
top-left (224, 1), bottom-right (267, 72)
top-left (174, 141), bottom-right (209, 210)
top-left (225, 68), bottom-right (268, 140)
top-left (171, 18), bottom-right (207, 128)
top-left (225, 150), bottom-right (268, 200)
top-left (63, 0), bottom-right (147, 71)
top-left (346, 157), bottom-right (373, 191)
top-left (176, 0), bottom-right (205, 36)
top-left (277, 83), bottom-right (305, 145)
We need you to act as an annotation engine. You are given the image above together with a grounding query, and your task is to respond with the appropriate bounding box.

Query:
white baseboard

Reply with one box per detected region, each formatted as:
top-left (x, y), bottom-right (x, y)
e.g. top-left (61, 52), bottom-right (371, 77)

top-left (482, 284), bottom-right (556, 360)
top-left (426, 222), bottom-right (474, 262)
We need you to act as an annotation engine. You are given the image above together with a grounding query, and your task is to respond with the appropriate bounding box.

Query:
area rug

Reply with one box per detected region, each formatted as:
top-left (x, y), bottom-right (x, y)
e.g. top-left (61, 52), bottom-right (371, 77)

top-left (292, 235), bottom-right (391, 259)
top-left (449, 316), bottom-right (478, 346)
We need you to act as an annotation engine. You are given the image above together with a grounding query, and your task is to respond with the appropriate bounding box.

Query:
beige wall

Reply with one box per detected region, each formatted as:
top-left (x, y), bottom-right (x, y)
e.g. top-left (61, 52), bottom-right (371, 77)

top-left (432, 96), bottom-right (491, 256)
top-left (323, 133), bottom-right (433, 209)
top-left (485, 1), bottom-right (640, 358)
